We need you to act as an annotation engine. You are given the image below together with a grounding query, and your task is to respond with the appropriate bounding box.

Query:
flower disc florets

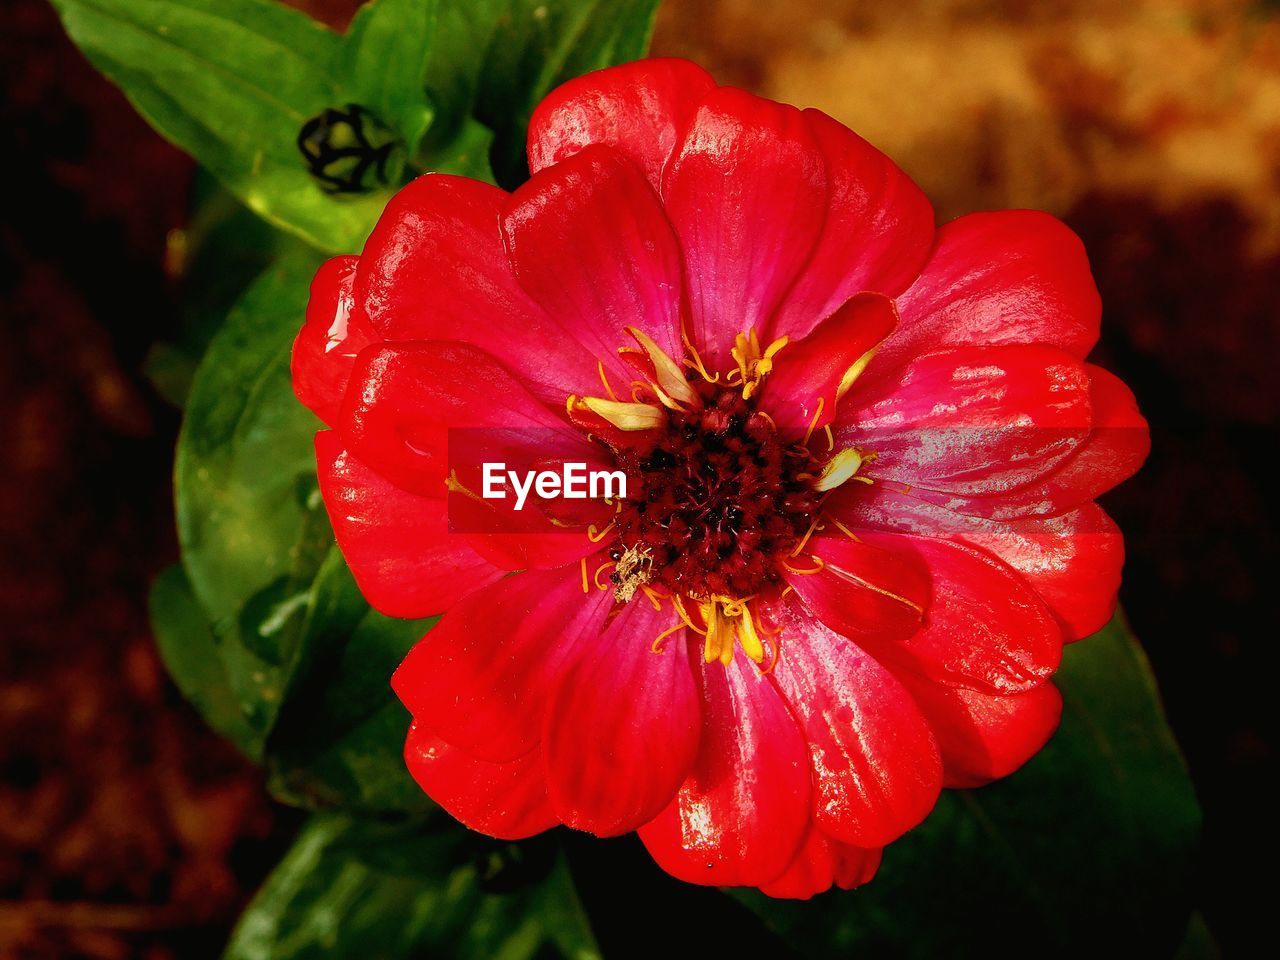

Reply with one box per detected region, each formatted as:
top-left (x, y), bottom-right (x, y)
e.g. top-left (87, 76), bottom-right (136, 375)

top-left (612, 382), bottom-right (821, 599)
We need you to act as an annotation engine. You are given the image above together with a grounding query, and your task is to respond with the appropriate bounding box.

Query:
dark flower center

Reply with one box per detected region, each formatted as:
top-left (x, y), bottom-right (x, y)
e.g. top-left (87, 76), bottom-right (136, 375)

top-left (611, 384), bottom-right (822, 599)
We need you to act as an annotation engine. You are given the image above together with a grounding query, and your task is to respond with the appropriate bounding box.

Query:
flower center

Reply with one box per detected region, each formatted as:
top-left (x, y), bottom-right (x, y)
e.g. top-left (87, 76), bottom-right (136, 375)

top-left (609, 383), bottom-right (822, 600)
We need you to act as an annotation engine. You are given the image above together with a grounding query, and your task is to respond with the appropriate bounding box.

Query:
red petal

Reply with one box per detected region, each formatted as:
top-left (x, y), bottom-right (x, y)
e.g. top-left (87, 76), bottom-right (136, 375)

top-left (855, 530), bottom-right (1062, 694)
top-left (291, 257), bottom-right (378, 427)
top-left (781, 536), bottom-right (928, 647)
top-left (392, 563), bottom-right (613, 762)
top-left (527, 58), bottom-right (717, 190)
top-left (315, 431), bottom-right (503, 619)
top-left (869, 210), bottom-right (1100, 386)
top-left (757, 826), bottom-right (882, 900)
top-left (637, 652), bottom-right (810, 887)
top-left (338, 340), bottom-right (591, 497)
top-left (771, 109), bottom-right (934, 339)
top-left (759, 292), bottom-right (898, 436)
top-left (895, 671), bottom-right (1063, 788)
top-left (842, 345), bottom-right (1092, 496)
top-left (501, 146), bottom-right (685, 381)
top-left (543, 603), bottom-right (701, 836)
top-left (767, 598), bottom-right (942, 848)
top-left (833, 488), bottom-right (1124, 642)
top-left (404, 724), bottom-right (558, 840)
top-left (662, 86), bottom-right (828, 369)
top-left (354, 174), bottom-right (598, 402)
top-left (895, 364), bottom-right (1150, 520)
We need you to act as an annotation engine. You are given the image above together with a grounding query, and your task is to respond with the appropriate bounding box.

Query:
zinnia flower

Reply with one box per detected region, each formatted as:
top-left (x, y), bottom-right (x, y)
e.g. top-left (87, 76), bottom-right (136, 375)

top-left (292, 58), bottom-right (1149, 898)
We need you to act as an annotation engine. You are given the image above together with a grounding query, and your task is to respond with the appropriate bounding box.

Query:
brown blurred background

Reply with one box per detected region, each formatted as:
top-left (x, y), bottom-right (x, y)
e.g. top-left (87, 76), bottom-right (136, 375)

top-left (2, 0), bottom-right (1277, 956)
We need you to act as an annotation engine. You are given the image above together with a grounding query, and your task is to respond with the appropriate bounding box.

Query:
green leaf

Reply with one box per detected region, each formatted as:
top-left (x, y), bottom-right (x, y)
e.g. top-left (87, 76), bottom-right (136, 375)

top-left (53, 0), bottom-right (660, 249)
top-left (49, 0), bottom-right (395, 251)
top-left (174, 254), bottom-right (328, 747)
top-left (149, 563), bottom-right (259, 753)
top-left (340, 0), bottom-right (438, 156)
top-left (169, 253), bottom-right (437, 809)
top-left (730, 614), bottom-right (1201, 958)
top-left (145, 173), bottom-right (310, 407)
top-left (224, 817), bottom-right (600, 960)
top-left (264, 552), bottom-right (437, 813)
top-left (428, 0), bottom-right (662, 186)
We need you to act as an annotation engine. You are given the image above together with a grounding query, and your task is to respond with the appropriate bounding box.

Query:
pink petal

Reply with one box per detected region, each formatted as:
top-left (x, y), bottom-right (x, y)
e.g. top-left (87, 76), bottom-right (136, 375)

top-left (842, 345), bottom-right (1093, 496)
top-left (527, 58), bottom-right (717, 190)
top-left (771, 108), bottom-right (934, 339)
top-left (757, 826), bottom-right (882, 900)
top-left (854, 530), bottom-right (1063, 694)
top-left (637, 652), bottom-right (810, 887)
top-left (314, 431), bottom-right (503, 619)
top-left (392, 563), bottom-right (613, 762)
top-left (501, 145), bottom-right (685, 378)
top-left (662, 86), bottom-right (828, 370)
top-left (354, 174), bottom-right (599, 402)
top-left (543, 603), bottom-right (701, 836)
top-left (404, 724), bottom-right (559, 840)
top-left (767, 598), bottom-right (942, 848)
top-left (292, 256), bottom-right (378, 427)
top-left (759, 292), bottom-right (899, 437)
top-left (893, 671), bottom-right (1063, 788)
top-left (868, 209), bottom-right (1101, 386)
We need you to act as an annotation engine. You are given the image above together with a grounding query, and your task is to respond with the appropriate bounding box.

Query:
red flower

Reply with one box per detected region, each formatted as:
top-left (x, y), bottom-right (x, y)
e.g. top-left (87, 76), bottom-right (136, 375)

top-left (292, 59), bottom-right (1149, 897)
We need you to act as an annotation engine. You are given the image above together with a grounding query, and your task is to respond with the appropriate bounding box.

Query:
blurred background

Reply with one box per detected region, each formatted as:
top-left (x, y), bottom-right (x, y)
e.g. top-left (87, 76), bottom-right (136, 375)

top-left (2, 0), bottom-right (1276, 956)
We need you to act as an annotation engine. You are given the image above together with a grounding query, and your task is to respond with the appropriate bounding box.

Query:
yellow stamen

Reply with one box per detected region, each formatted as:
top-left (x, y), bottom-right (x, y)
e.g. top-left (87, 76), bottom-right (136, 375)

top-left (640, 584), bottom-right (666, 612)
top-left (593, 561), bottom-right (616, 591)
top-left (597, 360), bottom-right (620, 401)
top-left (578, 396), bottom-right (665, 431)
top-left (681, 325), bottom-right (720, 383)
top-left (782, 556), bottom-right (825, 576)
top-left (445, 469), bottom-right (487, 505)
top-left (826, 561), bottom-right (924, 613)
top-left (626, 327), bottom-right (697, 407)
top-left (837, 346), bottom-right (880, 398)
top-left (587, 521), bottom-right (616, 543)
top-left (802, 397), bottom-right (826, 445)
top-left (823, 423), bottom-right (835, 452)
top-left (651, 620), bottom-right (685, 653)
top-left (731, 329), bottom-right (788, 400)
top-left (580, 557), bottom-right (590, 594)
top-left (790, 515), bottom-right (824, 557)
top-left (826, 515), bottom-right (863, 542)
top-left (672, 594), bottom-right (706, 636)
top-left (815, 448), bottom-right (865, 492)
top-left (736, 605), bottom-right (766, 663)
